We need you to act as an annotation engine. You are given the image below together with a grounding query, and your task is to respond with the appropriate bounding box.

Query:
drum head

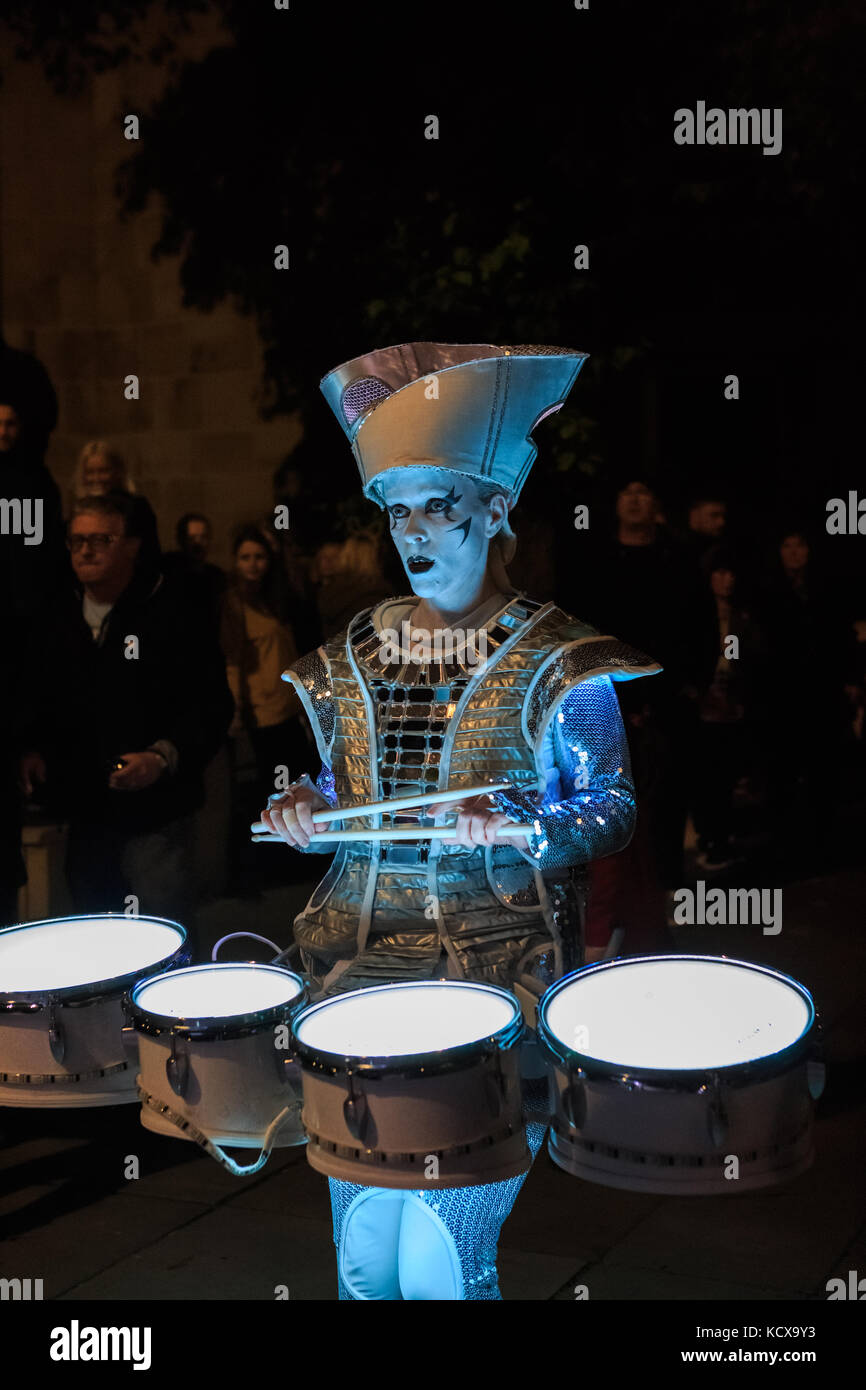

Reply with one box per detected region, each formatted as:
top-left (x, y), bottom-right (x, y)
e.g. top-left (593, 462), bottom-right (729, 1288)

top-left (130, 962), bottom-right (305, 1034)
top-left (294, 980), bottom-right (521, 1067)
top-left (541, 956), bottom-right (814, 1073)
top-left (0, 915), bottom-right (186, 998)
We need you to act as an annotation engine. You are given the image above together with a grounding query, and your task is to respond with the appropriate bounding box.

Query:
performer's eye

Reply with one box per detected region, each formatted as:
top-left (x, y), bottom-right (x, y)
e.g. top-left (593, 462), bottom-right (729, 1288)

top-left (388, 504), bottom-right (409, 521)
top-left (426, 488), bottom-right (461, 518)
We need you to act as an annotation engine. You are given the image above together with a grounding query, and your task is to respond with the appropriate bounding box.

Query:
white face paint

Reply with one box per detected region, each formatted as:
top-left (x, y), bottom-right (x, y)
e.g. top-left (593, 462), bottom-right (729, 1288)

top-left (377, 468), bottom-right (505, 616)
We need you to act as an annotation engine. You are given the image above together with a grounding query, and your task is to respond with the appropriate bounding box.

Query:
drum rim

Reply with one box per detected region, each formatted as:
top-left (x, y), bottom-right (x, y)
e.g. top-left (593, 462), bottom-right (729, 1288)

top-left (537, 953), bottom-right (817, 1084)
top-left (125, 961), bottom-right (308, 1039)
top-left (290, 979), bottom-right (524, 1075)
top-left (0, 913), bottom-right (189, 1010)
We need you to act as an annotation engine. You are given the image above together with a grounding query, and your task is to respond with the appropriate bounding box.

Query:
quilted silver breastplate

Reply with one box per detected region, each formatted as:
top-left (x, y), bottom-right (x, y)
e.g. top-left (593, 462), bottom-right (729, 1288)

top-left (349, 609), bottom-right (477, 864)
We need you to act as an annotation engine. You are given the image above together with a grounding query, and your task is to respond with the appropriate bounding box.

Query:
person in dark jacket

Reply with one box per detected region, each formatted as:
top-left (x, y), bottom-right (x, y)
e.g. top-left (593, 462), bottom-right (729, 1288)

top-left (690, 545), bottom-right (768, 869)
top-left (562, 475), bottom-right (718, 890)
top-left (162, 512), bottom-right (227, 641)
top-left (754, 529), bottom-right (850, 865)
top-left (0, 389), bottom-right (67, 923)
top-left (0, 332), bottom-right (58, 462)
top-left (17, 491), bottom-right (233, 942)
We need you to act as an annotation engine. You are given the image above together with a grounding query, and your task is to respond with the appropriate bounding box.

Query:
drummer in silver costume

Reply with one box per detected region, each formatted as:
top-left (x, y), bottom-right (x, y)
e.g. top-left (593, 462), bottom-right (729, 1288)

top-left (259, 342), bottom-right (662, 1300)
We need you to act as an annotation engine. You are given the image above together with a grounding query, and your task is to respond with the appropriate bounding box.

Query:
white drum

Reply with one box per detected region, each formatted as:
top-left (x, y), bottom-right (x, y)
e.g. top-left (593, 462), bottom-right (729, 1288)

top-left (0, 914), bottom-right (188, 1107)
top-left (537, 954), bottom-right (823, 1194)
top-left (291, 980), bottom-right (529, 1188)
top-left (127, 962), bottom-right (308, 1174)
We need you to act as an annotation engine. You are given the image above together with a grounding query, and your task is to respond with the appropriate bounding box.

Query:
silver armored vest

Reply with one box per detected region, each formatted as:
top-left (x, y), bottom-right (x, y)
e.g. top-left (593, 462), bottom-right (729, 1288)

top-left (287, 595), bottom-right (605, 993)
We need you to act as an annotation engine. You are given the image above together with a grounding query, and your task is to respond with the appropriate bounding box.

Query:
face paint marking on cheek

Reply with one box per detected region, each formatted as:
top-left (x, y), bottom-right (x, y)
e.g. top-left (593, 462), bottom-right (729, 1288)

top-left (448, 517), bottom-right (472, 546)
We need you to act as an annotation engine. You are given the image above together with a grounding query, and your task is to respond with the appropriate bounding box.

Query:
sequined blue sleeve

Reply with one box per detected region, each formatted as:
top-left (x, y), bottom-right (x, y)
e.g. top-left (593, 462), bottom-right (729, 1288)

top-left (316, 764), bottom-right (338, 808)
top-left (492, 676), bottom-right (636, 871)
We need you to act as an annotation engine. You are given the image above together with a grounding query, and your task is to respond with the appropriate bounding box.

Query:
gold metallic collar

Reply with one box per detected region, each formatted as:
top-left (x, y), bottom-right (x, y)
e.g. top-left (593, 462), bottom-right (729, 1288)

top-left (349, 594), bottom-right (544, 685)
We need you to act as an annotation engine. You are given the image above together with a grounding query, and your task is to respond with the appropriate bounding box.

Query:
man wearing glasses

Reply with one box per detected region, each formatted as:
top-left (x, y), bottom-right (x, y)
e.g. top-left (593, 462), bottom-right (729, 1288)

top-left (17, 491), bottom-right (232, 938)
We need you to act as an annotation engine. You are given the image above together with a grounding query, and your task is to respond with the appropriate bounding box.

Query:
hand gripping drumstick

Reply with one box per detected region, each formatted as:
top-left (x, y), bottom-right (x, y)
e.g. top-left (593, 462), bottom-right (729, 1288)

top-left (250, 780), bottom-right (535, 842)
top-left (250, 780), bottom-right (513, 835)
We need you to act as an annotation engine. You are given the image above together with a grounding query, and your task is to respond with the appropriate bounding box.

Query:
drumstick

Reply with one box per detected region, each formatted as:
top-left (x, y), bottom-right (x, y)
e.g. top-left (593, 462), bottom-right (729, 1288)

top-left (250, 780), bottom-right (513, 835)
top-left (251, 824), bottom-right (535, 844)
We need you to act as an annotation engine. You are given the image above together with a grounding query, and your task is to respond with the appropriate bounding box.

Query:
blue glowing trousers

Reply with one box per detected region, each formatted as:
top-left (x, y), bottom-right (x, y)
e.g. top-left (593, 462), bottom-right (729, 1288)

top-left (327, 1113), bottom-right (548, 1301)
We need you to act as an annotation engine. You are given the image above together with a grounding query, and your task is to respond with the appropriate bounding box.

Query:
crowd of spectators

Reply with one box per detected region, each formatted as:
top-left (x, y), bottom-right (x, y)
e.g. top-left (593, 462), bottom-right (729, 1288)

top-left (1, 341), bottom-right (863, 955)
top-left (547, 480), bottom-right (864, 954)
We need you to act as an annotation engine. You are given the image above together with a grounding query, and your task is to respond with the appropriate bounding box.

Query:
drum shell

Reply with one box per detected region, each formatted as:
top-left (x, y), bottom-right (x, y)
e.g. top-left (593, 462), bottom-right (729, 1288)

top-left (538, 955), bottom-right (819, 1195)
top-left (299, 1043), bottom-right (529, 1188)
top-left (0, 914), bottom-right (188, 1109)
top-left (136, 1024), bottom-right (306, 1150)
top-left (544, 1047), bottom-right (816, 1195)
top-left (0, 994), bottom-right (136, 1107)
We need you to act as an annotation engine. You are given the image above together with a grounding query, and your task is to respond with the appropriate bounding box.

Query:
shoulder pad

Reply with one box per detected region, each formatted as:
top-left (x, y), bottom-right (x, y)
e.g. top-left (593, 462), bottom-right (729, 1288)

top-left (524, 630), bottom-right (662, 745)
top-left (283, 647), bottom-right (335, 761)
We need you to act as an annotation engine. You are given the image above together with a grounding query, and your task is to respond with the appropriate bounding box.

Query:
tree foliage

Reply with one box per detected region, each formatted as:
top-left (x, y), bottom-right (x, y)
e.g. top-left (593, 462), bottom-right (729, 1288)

top-left (2, 1), bottom-right (861, 503)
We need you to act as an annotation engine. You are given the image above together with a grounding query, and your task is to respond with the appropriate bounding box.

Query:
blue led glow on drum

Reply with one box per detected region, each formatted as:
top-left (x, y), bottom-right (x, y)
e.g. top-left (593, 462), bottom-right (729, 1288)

top-left (542, 957), bottom-right (813, 1072)
top-left (0, 915), bottom-right (185, 995)
top-left (294, 981), bottom-right (518, 1059)
top-left (291, 981), bottom-right (529, 1188)
top-left (0, 914), bottom-right (188, 1109)
top-left (133, 962), bottom-right (304, 1024)
top-left (128, 962), bottom-right (308, 1164)
top-left (537, 955), bottom-right (820, 1194)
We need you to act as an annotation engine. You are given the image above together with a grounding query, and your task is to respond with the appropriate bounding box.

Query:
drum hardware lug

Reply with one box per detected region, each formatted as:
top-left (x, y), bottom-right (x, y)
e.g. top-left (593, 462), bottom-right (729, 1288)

top-left (277, 1052), bottom-right (303, 1102)
top-left (561, 1067), bottom-right (587, 1130)
top-left (706, 1076), bottom-right (729, 1147)
top-left (166, 1035), bottom-right (190, 1098)
top-left (806, 1058), bottom-right (826, 1100)
top-left (2, 997), bottom-right (42, 1014)
top-left (273, 1044), bottom-right (289, 1083)
top-left (343, 1069), bottom-right (372, 1146)
top-left (47, 1004), bottom-right (65, 1064)
top-left (484, 1051), bottom-right (509, 1118)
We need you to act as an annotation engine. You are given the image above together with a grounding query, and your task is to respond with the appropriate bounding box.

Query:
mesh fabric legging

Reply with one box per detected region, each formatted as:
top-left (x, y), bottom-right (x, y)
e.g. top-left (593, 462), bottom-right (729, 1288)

top-left (328, 1092), bottom-right (548, 1302)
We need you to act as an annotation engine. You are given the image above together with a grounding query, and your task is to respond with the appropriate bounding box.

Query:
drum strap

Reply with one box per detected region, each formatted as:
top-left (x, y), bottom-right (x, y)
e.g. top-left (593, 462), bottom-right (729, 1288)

top-left (136, 1083), bottom-right (298, 1177)
top-left (0, 1059), bottom-right (129, 1085)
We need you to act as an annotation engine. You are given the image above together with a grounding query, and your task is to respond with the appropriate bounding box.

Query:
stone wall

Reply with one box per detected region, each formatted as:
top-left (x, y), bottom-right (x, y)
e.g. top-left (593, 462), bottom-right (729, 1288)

top-left (0, 20), bottom-right (300, 567)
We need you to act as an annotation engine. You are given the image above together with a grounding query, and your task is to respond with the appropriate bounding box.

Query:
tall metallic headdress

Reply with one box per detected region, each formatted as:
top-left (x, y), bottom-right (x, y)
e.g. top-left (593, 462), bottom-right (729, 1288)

top-left (320, 342), bottom-right (588, 503)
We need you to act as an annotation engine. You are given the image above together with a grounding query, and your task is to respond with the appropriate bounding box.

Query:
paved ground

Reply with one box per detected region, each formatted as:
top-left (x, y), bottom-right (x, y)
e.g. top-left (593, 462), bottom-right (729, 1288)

top-left (1, 862), bottom-right (864, 1302)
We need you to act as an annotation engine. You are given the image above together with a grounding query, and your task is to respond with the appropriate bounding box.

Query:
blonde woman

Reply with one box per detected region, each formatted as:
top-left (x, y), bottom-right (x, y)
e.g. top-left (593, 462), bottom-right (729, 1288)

top-left (73, 440), bottom-right (135, 499)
